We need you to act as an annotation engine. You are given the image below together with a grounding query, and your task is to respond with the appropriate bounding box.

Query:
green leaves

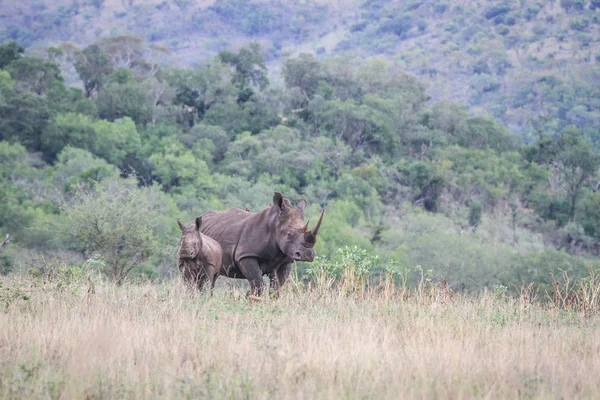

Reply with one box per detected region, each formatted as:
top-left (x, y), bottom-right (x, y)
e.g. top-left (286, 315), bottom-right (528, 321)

top-left (0, 41), bottom-right (24, 70)
top-left (74, 44), bottom-right (113, 98)
top-left (97, 69), bottom-right (151, 123)
top-left (529, 126), bottom-right (600, 223)
top-left (43, 113), bottom-right (140, 166)
top-left (149, 142), bottom-right (212, 192)
top-left (7, 56), bottom-right (63, 96)
top-left (218, 43), bottom-right (268, 91)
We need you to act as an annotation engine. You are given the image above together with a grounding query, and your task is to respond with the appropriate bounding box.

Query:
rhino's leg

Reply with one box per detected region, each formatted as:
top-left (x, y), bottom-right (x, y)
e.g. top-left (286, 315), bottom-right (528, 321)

top-left (238, 258), bottom-right (265, 297)
top-left (195, 262), bottom-right (217, 293)
top-left (210, 273), bottom-right (218, 292)
top-left (269, 272), bottom-right (280, 297)
top-left (196, 273), bottom-right (209, 292)
top-left (270, 262), bottom-right (292, 298)
top-left (206, 264), bottom-right (218, 295)
top-left (277, 262), bottom-right (292, 291)
top-left (179, 260), bottom-right (198, 289)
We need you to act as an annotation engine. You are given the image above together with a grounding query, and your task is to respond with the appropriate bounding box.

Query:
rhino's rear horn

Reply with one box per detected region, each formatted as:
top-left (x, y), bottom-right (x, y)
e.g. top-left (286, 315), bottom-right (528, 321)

top-left (312, 208), bottom-right (325, 236)
top-left (303, 220), bottom-right (310, 232)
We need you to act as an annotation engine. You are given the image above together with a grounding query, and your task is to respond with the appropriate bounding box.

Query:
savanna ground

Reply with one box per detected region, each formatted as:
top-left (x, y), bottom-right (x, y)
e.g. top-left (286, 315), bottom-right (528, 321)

top-left (2, 267), bottom-right (600, 400)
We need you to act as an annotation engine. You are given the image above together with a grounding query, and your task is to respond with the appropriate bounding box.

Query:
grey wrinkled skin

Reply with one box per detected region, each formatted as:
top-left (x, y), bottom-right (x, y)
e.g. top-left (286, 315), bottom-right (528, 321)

top-left (199, 192), bottom-right (325, 297)
top-left (177, 216), bottom-right (223, 293)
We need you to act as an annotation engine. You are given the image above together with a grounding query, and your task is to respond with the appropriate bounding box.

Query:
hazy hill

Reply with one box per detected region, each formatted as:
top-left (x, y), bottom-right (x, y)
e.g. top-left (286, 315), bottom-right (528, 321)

top-left (2, 0), bottom-right (600, 143)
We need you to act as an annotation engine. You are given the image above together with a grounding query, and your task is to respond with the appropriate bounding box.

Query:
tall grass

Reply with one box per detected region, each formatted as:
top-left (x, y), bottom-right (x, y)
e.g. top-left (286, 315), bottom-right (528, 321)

top-left (2, 265), bottom-right (600, 399)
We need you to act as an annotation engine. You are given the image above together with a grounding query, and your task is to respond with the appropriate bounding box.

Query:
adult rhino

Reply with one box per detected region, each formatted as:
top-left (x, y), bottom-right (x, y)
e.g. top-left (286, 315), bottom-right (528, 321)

top-left (199, 192), bottom-right (324, 297)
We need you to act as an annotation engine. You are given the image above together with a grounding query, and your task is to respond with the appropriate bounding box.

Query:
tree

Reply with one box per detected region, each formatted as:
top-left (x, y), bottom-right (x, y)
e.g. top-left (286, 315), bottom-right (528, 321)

top-left (54, 147), bottom-right (119, 192)
top-left (7, 56), bottom-right (63, 96)
top-left (282, 53), bottom-right (323, 106)
top-left (42, 113), bottom-right (141, 165)
top-left (97, 69), bottom-right (151, 123)
top-left (0, 41), bottom-right (24, 69)
top-left (148, 140), bottom-right (212, 192)
top-left (132, 44), bottom-right (171, 82)
top-left (577, 191), bottom-right (600, 240)
top-left (0, 91), bottom-right (52, 151)
top-left (97, 35), bottom-right (144, 70)
top-left (320, 96), bottom-right (398, 162)
top-left (0, 142), bottom-right (35, 237)
top-left (74, 44), bottom-right (113, 98)
top-left (165, 61), bottom-right (234, 127)
top-left (97, 36), bottom-right (170, 81)
top-left (529, 126), bottom-right (600, 222)
top-left (63, 177), bottom-right (158, 284)
top-left (426, 100), bottom-right (468, 145)
top-left (218, 42), bottom-right (268, 92)
top-left (145, 75), bottom-right (173, 125)
top-left (463, 116), bottom-right (519, 151)
top-left (182, 124), bottom-right (229, 163)
top-left (405, 161), bottom-right (445, 212)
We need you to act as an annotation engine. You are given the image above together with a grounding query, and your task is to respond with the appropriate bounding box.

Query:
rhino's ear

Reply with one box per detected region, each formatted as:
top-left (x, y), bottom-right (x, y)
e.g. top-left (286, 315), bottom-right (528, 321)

top-left (273, 192), bottom-right (285, 210)
top-left (195, 216), bottom-right (202, 231)
top-left (297, 199), bottom-right (307, 211)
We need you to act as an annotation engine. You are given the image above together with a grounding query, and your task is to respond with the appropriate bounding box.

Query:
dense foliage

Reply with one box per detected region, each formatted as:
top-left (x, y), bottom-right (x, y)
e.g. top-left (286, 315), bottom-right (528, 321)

top-left (2, 0), bottom-right (600, 144)
top-left (0, 35), bottom-right (599, 291)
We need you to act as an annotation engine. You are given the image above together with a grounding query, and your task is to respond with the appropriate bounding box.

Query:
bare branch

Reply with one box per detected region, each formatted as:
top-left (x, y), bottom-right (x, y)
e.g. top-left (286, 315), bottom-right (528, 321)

top-left (311, 149), bottom-right (340, 179)
top-left (0, 234), bottom-right (9, 250)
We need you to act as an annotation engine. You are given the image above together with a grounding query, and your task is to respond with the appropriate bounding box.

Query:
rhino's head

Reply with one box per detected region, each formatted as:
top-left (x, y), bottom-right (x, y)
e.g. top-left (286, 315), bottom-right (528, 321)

top-left (177, 217), bottom-right (203, 259)
top-left (272, 192), bottom-right (325, 262)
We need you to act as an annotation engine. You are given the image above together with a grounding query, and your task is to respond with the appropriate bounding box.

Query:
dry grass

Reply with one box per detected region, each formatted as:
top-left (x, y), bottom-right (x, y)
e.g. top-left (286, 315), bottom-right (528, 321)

top-left (1, 273), bottom-right (600, 399)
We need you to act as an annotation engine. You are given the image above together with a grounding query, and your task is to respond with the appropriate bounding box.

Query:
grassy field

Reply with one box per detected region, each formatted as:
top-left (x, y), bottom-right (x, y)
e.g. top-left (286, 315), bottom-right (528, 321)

top-left (1, 271), bottom-right (600, 399)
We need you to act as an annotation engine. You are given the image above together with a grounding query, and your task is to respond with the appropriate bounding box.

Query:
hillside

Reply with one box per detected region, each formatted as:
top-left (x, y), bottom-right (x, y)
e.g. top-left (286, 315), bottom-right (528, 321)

top-left (2, 0), bottom-right (600, 142)
top-left (0, 1), bottom-right (600, 292)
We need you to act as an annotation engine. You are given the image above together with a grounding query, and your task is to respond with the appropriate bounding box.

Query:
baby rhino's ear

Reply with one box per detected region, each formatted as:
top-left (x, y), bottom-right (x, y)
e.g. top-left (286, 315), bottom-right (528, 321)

top-left (273, 192), bottom-right (285, 210)
top-left (195, 216), bottom-right (202, 231)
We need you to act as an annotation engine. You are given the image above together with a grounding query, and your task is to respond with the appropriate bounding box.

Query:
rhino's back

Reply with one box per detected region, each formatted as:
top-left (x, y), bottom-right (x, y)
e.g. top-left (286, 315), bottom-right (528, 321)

top-left (200, 208), bottom-right (253, 252)
top-left (200, 233), bottom-right (223, 269)
top-left (200, 208), bottom-right (257, 277)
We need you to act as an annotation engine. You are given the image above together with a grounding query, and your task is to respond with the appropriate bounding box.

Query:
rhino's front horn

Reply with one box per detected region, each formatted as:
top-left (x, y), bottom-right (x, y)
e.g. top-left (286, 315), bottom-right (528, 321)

top-left (312, 208), bottom-right (325, 236)
top-left (177, 218), bottom-right (186, 231)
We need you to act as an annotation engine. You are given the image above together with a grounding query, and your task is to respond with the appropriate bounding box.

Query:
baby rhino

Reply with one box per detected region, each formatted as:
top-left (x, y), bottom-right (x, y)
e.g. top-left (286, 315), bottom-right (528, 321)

top-left (177, 216), bottom-right (222, 292)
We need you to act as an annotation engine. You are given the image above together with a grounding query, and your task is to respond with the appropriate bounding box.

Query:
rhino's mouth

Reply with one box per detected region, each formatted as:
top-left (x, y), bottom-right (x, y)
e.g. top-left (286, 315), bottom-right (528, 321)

top-left (179, 248), bottom-right (198, 259)
top-left (293, 251), bottom-right (315, 262)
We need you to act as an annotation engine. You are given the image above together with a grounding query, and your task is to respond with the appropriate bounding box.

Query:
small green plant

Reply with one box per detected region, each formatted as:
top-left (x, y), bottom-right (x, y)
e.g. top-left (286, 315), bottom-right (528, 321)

top-left (305, 246), bottom-right (378, 296)
top-left (492, 284), bottom-right (509, 301)
top-left (381, 259), bottom-right (409, 299)
top-left (27, 255), bottom-right (86, 292)
top-left (0, 281), bottom-right (30, 309)
top-left (338, 246), bottom-right (378, 296)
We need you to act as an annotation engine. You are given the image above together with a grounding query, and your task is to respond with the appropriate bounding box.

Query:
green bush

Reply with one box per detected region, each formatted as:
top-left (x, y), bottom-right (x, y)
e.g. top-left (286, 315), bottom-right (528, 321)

top-left (62, 177), bottom-right (160, 284)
